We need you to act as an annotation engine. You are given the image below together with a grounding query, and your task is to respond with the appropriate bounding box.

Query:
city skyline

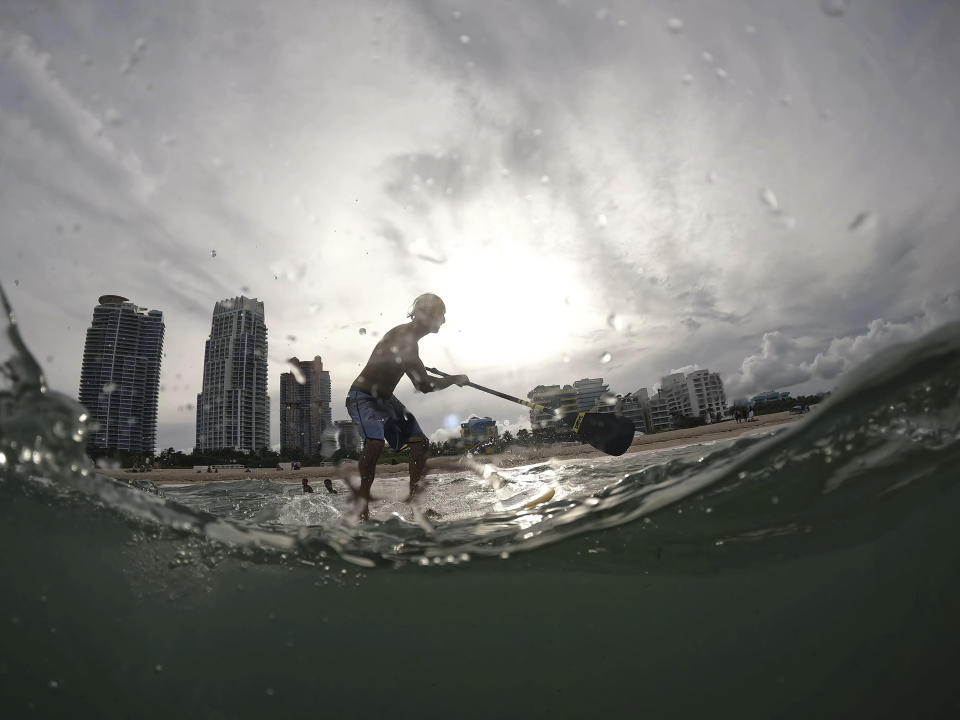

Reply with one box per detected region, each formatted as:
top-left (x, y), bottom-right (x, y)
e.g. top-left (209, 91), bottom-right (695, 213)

top-left (71, 290), bottom-right (743, 452)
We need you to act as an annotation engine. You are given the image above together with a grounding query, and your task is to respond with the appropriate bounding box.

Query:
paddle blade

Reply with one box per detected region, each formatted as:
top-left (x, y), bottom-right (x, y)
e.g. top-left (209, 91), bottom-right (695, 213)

top-left (575, 412), bottom-right (636, 456)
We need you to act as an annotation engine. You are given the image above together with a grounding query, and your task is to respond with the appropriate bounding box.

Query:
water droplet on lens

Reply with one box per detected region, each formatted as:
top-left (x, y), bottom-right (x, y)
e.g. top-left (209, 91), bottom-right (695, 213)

top-left (715, 67), bottom-right (728, 79)
top-left (286, 335), bottom-right (296, 342)
top-left (211, 249), bottom-right (217, 257)
top-left (596, 213), bottom-right (608, 227)
top-left (600, 352), bottom-right (612, 364)
top-left (820, 0), bottom-right (849, 17)
top-left (745, 24), bottom-right (757, 35)
top-left (681, 73), bottom-right (693, 85)
top-left (459, 34), bottom-right (470, 44)
top-left (358, 328), bottom-right (367, 335)
top-left (606, 313), bottom-right (623, 331)
top-left (102, 382), bottom-right (118, 394)
top-left (777, 214), bottom-right (797, 230)
top-left (759, 187), bottom-right (779, 211)
top-left (706, 170), bottom-right (717, 183)
top-left (666, 17), bottom-right (684, 33)
top-left (702, 51), bottom-right (714, 64)
top-left (540, 175), bottom-right (550, 184)
top-left (848, 212), bottom-right (874, 233)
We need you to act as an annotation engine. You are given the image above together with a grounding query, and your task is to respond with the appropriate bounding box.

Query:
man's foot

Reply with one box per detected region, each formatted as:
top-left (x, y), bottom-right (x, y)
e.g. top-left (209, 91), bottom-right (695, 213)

top-left (404, 480), bottom-right (426, 503)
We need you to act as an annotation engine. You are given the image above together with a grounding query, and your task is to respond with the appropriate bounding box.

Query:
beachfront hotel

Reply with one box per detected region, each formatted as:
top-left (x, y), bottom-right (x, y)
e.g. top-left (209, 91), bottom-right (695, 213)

top-left (279, 355), bottom-right (333, 455)
top-left (529, 367), bottom-right (727, 434)
top-left (195, 296), bottom-right (269, 451)
top-left (77, 295), bottom-right (164, 454)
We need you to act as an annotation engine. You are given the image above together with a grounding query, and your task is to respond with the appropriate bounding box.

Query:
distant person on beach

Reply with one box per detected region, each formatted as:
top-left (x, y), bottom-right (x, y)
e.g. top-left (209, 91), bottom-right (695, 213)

top-left (323, 478), bottom-right (337, 494)
top-left (302, 478), bottom-right (314, 494)
top-left (345, 293), bottom-right (469, 520)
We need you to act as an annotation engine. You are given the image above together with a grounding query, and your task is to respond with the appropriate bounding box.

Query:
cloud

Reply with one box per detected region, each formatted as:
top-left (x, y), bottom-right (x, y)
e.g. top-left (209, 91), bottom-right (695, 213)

top-left (726, 292), bottom-right (960, 396)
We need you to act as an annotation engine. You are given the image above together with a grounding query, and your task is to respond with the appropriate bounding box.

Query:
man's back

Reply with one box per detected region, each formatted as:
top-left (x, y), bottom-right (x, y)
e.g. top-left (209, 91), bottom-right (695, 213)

top-left (350, 324), bottom-right (418, 398)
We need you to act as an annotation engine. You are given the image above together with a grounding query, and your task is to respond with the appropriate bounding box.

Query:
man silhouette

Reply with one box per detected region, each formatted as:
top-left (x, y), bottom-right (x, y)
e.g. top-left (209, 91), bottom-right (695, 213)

top-left (345, 293), bottom-right (468, 520)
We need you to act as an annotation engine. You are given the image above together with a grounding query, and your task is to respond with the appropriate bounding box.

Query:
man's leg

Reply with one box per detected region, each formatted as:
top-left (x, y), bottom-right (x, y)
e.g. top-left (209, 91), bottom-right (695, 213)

top-left (358, 439), bottom-right (384, 520)
top-left (407, 439), bottom-right (428, 498)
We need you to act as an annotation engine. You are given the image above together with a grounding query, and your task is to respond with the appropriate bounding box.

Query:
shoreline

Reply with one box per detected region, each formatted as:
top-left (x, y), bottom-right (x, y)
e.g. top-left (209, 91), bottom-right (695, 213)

top-left (110, 410), bottom-right (809, 485)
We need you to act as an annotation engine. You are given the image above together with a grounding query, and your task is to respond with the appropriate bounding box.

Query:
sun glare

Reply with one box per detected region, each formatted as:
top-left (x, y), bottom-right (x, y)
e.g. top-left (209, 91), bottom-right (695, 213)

top-left (434, 245), bottom-right (598, 370)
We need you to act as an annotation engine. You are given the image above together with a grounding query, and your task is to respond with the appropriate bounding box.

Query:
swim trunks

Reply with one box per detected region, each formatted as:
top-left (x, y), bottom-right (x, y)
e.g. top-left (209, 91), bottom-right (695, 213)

top-left (346, 390), bottom-right (426, 451)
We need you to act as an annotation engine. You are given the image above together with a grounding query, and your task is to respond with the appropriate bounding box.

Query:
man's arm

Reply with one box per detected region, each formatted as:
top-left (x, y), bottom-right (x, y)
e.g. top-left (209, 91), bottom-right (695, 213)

top-left (404, 349), bottom-right (467, 393)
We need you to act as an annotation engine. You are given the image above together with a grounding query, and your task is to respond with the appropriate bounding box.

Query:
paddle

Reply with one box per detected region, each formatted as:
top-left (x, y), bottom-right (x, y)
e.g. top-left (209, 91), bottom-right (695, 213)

top-left (425, 367), bottom-right (636, 456)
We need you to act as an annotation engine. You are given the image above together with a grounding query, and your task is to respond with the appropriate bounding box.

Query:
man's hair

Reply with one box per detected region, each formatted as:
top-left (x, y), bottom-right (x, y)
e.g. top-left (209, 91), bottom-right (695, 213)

top-left (407, 293), bottom-right (445, 320)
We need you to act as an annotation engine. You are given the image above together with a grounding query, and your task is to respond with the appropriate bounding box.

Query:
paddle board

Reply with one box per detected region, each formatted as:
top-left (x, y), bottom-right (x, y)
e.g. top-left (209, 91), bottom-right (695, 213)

top-left (521, 487), bottom-right (555, 509)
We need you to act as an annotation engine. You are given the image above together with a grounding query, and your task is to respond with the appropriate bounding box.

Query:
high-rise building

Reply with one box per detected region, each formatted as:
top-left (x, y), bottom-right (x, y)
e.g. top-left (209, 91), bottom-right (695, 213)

top-left (572, 377), bottom-right (611, 412)
top-left (334, 420), bottom-right (362, 454)
top-left (687, 369), bottom-right (727, 420)
top-left (195, 296), bottom-right (269, 451)
top-left (647, 393), bottom-right (673, 432)
top-left (619, 388), bottom-right (650, 433)
top-left (527, 384), bottom-right (578, 428)
top-left (78, 295), bottom-right (164, 454)
top-left (280, 356), bottom-right (332, 455)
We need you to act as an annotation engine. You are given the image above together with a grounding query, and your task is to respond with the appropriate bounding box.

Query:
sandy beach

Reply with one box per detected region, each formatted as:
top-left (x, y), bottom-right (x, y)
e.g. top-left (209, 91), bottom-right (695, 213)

top-left (116, 410), bottom-right (809, 485)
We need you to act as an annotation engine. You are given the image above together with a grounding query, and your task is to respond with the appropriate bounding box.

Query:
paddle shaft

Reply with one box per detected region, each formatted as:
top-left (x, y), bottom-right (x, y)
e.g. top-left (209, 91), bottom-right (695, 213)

top-left (426, 367), bottom-right (635, 456)
top-left (425, 367), bottom-right (551, 414)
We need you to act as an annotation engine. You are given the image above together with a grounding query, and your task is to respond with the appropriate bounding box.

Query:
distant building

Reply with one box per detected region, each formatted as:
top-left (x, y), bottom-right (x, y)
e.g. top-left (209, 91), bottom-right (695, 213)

top-left (618, 388), bottom-right (650, 433)
top-left (334, 420), bottom-right (362, 454)
top-left (687, 369), bottom-right (727, 421)
top-left (460, 416), bottom-right (498, 446)
top-left (195, 296), bottom-right (269, 451)
top-left (78, 295), bottom-right (164, 455)
top-left (280, 356), bottom-right (332, 456)
top-left (572, 378), bottom-right (610, 412)
top-left (647, 368), bottom-right (727, 430)
top-left (527, 384), bottom-right (578, 428)
top-left (647, 393), bottom-right (673, 432)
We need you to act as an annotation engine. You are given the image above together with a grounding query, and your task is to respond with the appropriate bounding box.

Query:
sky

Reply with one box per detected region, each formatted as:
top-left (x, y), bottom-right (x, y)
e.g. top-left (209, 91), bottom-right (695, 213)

top-left (1, 0), bottom-right (958, 451)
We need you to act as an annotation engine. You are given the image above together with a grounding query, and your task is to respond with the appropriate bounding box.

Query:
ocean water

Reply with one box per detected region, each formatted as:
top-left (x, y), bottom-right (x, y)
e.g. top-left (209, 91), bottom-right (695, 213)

top-left (2, 286), bottom-right (960, 719)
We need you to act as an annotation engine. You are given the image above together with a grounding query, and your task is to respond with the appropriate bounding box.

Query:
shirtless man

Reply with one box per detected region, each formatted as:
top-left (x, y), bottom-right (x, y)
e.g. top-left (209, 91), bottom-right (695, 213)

top-left (345, 293), bottom-right (468, 520)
